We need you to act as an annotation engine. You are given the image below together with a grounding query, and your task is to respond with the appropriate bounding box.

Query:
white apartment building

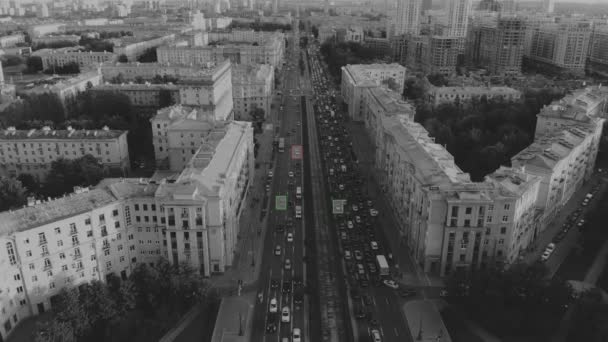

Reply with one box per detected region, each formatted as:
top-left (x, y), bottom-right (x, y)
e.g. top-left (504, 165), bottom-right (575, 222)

top-left (157, 31), bottom-right (285, 69)
top-left (33, 47), bottom-right (118, 71)
top-left (393, 0), bottom-right (421, 36)
top-left (100, 61), bottom-right (226, 82)
top-left (231, 64), bottom-right (274, 121)
top-left (341, 63), bottom-right (407, 121)
top-left (0, 33), bottom-right (25, 48)
top-left (446, 0), bottom-right (472, 38)
top-left (0, 121), bottom-right (253, 340)
top-left (112, 33), bottom-right (177, 61)
top-left (0, 126), bottom-right (130, 181)
top-left (32, 34), bottom-right (81, 45)
top-left (426, 85), bottom-right (522, 107)
top-left (360, 84), bottom-right (606, 277)
top-left (526, 21), bottom-right (592, 73)
top-left (28, 23), bottom-right (64, 38)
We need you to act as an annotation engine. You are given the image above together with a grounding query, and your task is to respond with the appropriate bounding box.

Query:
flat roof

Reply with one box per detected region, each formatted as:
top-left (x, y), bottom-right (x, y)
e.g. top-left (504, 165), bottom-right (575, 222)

top-left (0, 127), bottom-right (126, 141)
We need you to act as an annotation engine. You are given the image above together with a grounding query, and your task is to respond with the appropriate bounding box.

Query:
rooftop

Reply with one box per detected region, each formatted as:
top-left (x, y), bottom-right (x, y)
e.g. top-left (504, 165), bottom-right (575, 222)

top-left (486, 166), bottom-right (541, 197)
top-left (0, 187), bottom-right (117, 236)
top-left (343, 63), bottom-right (406, 87)
top-left (232, 64), bottom-right (273, 83)
top-left (0, 126), bottom-right (126, 141)
top-left (430, 85), bottom-right (521, 95)
top-left (99, 178), bottom-right (159, 200)
top-left (538, 85), bottom-right (608, 122)
top-left (21, 70), bottom-right (101, 91)
top-left (367, 87), bottom-right (415, 119)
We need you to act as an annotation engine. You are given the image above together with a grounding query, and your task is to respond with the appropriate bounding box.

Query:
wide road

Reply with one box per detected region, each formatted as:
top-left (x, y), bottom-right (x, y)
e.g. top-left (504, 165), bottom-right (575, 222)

top-left (305, 42), bottom-right (413, 342)
top-left (251, 25), bottom-right (310, 342)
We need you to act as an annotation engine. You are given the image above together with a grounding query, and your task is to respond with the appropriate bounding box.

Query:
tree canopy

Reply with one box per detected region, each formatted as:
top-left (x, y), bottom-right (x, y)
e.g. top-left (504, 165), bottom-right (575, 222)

top-left (43, 155), bottom-right (105, 197)
top-left (0, 177), bottom-right (27, 211)
top-left (320, 41), bottom-right (386, 82)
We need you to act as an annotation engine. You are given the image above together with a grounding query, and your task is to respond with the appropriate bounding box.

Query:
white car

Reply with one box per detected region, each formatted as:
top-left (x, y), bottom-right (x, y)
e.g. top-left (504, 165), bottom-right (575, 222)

top-left (352, 205), bottom-right (359, 212)
top-left (284, 259), bottom-right (291, 270)
top-left (383, 280), bottom-right (399, 289)
top-left (275, 245), bottom-right (282, 256)
top-left (281, 306), bottom-right (290, 323)
top-left (289, 171), bottom-right (294, 178)
top-left (292, 328), bottom-right (301, 342)
top-left (370, 241), bottom-right (379, 250)
top-left (347, 221), bottom-right (354, 229)
top-left (541, 250), bottom-right (552, 261)
top-left (268, 171), bottom-right (274, 178)
top-left (545, 243), bottom-right (556, 253)
top-left (355, 216), bottom-right (361, 224)
top-left (370, 209), bottom-right (379, 217)
top-left (286, 233), bottom-right (294, 242)
top-left (370, 329), bottom-right (382, 342)
top-left (344, 250), bottom-right (352, 260)
top-left (269, 298), bottom-right (278, 313)
top-left (339, 184), bottom-right (345, 191)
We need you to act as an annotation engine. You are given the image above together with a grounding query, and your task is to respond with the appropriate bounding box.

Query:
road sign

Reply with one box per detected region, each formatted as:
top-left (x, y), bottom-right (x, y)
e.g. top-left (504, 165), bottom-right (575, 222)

top-left (275, 195), bottom-right (287, 211)
top-left (291, 145), bottom-right (303, 160)
top-left (332, 199), bottom-right (346, 214)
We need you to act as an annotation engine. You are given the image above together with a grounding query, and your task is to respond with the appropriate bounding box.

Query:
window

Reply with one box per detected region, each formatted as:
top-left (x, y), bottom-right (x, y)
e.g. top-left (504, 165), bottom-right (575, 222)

top-left (44, 258), bottom-right (51, 269)
top-left (50, 282), bottom-right (55, 289)
top-left (87, 230), bottom-right (93, 237)
top-left (54, 227), bottom-right (61, 234)
top-left (112, 209), bottom-right (119, 217)
top-left (7, 242), bottom-right (16, 265)
top-left (57, 240), bottom-right (63, 247)
top-left (115, 221), bottom-right (120, 228)
top-left (39, 232), bottom-right (47, 245)
top-left (143, 204), bottom-right (148, 211)
top-left (16, 286), bottom-right (23, 294)
top-left (465, 207), bottom-right (472, 215)
top-left (486, 216), bottom-right (492, 223)
top-left (99, 214), bottom-right (105, 222)
top-left (62, 265), bottom-right (68, 271)
top-left (104, 249), bottom-right (110, 256)
top-left (134, 204), bottom-right (140, 211)
top-left (459, 254), bottom-right (466, 262)
top-left (504, 204), bottom-right (510, 210)
top-left (29, 263), bottom-right (34, 270)
top-left (488, 205), bottom-right (494, 211)
top-left (85, 217), bottom-right (91, 225)
top-left (26, 250), bottom-right (32, 257)
top-left (502, 216), bottom-right (508, 223)
top-left (14, 274), bottom-right (20, 281)
top-left (59, 253), bottom-right (65, 259)
top-left (106, 261), bottom-right (112, 269)
top-left (451, 206), bottom-right (459, 217)
top-left (499, 239), bottom-right (504, 245)
top-left (31, 276), bottom-right (37, 282)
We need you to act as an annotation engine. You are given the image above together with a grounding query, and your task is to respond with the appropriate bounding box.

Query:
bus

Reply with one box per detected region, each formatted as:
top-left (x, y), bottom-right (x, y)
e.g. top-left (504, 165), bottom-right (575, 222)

top-left (376, 255), bottom-right (389, 276)
top-left (278, 138), bottom-right (285, 152)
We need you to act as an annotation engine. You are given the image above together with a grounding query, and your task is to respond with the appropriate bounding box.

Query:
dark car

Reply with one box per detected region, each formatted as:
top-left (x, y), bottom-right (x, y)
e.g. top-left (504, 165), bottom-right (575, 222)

top-left (271, 279), bottom-right (279, 289)
top-left (266, 322), bottom-right (277, 333)
top-left (276, 225), bottom-right (284, 233)
top-left (350, 288), bottom-right (361, 299)
top-left (282, 281), bottom-right (292, 293)
top-left (294, 291), bottom-right (304, 305)
top-left (399, 289), bottom-right (417, 298)
top-left (363, 295), bottom-right (372, 306)
top-left (293, 275), bottom-right (303, 287)
top-left (355, 306), bottom-right (367, 319)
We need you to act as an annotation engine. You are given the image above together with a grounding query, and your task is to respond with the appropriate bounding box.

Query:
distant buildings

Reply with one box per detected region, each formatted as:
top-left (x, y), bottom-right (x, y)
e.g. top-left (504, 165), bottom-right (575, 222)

top-left (32, 34), bottom-right (81, 45)
top-left (0, 33), bottom-right (25, 48)
top-left (421, 35), bottom-right (460, 76)
top-left (112, 33), bottom-right (177, 61)
top-left (467, 17), bottom-right (526, 76)
top-left (588, 25), bottom-right (608, 77)
top-left (446, 0), bottom-right (472, 38)
top-left (341, 63), bottom-right (407, 121)
top-left (90, 83), bottom-right (180, 108)
top-left (393, 0), bottom-right (421, 36)
top-left (0, 126), bottom-right (130, 181)
top-left (525, 21), bottom-right (592, 74)
top-left (345, 26), bottom-right (364, 43)
top-left (32, 47), bottom-right (118, 71)
top-left (426, 85), bottom-right (522, 106)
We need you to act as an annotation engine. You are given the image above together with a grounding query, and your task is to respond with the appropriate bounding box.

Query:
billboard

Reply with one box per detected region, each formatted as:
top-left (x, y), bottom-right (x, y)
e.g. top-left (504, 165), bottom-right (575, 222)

top-left (332, 199), bottom-right (346, 214)
top-left (275, 195), bottom-right (287, 211)
top-left (291, 145), bottom-right (303, 160)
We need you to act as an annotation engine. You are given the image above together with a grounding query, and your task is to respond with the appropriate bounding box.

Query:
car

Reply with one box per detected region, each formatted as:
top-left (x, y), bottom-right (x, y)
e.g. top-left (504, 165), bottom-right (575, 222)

top-left (383, 280), bottom-right (399, 289)
top-left (350, 288), bottom-right (361, 299)
top-left (363, 295), bottom-right (373, 306)
top-left (269, 298), bottom-right (278, 313)
top-left (339, 184), bottom-right (345, 191)
top-left (553, 231), bottom-right (566, 243)
top-left (355, 306), bottom-right (367, 319)
top-left (281, 307), bottom-right (290, 323)
top-left (367, 200), bottom-right (373, 207)
top-left (274, 245), bottom-right (282, 256)
top-left (266, 322), bottom-right (277, 333)
top-left (289, 171), bottom-right (294, 178)
top-left (355, 216), bottom-right (361, 224)
top-left (268, 171), bottom-right (274, 178)
top-left (294, 291), bottom-right (303, 304)
top-left (439, 289), bottom-right (448, 297)
top-left (370, 209), bottom-right (378, 217)
top-left (276, 225), bottom-right (284, 233)
top-left (357, 263), bottom-right (365, 275)
top-left (287, 232), bottom-right (294, 242)
top-left (344, 250), bottom-right (352, 260)
top-left (296, 121), bottom-right (301, 126)
top-left (352, 205), bottom-right (359, 212)
top-left (541, 250), bottom-right (552, 261)
top-left (354, 250), bottom-right (363, 261)
top-left (370, 329), bottom-right (382, 342)
top-left (282, 281), bottom-right (291, 293)
top-left (284, 259), bottom-right (292, 270)
top-left (347, 220), bottom-right (354, 229)
top-left (577, 219), bottom-right (585, 229)
top-left (266, 184), bottom-right (271, 192)
top-left (546, 243), bottom-right (556, 253)
top-left (292, 328), bottom-right (301, 342)
top-left (340, 232), bottom-right (347, 240)
top-left (370, 241), bottom-right (379, 250)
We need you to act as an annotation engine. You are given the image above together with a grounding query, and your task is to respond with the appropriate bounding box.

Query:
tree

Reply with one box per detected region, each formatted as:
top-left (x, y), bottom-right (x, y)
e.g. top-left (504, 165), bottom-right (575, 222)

top-left (0, 177), bottom-right (27, 210)
top-left (118, 54), bottom-right (128, 63)
top-left (17, 173), bottom-right (40, 193)
top-left (427, 73), bottom-right (449, 86)
top-left (26, 56), bottom-right (43, 73)
top-left (43, 155), bottom-right (105, 197)
top-left (137, 48), bottom-right (157, 63)
top-left (1, 55), bottom-right (24, 67)
top-left (159, 89), bottom-right (175, 107)
top-left (311, 25), bottom-right (319, 38)
top-left (249, 107), bottom-right (265, 133)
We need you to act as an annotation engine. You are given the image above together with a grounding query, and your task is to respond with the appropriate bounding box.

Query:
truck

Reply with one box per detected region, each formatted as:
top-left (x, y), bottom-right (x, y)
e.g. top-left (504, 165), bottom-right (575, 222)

top-left (278, 138), bottom-right (285, 153)
top-left (376, 255), bottom-right (389, 277)
top-left (296, 186), bottom-right (302, 199)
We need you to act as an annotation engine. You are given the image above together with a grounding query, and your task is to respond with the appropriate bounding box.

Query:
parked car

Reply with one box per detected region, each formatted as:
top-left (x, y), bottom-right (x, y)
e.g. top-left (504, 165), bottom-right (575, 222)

top-left (383, 280), bottom-right (399, 289)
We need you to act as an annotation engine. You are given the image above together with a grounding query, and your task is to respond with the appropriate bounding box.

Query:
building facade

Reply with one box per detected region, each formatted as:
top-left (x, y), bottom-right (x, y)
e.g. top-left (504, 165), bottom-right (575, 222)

top-left (446, 0), bottom-right (472, 38)
top-left (588, 25), bottom-right (608, 77)
top-left (0, 33), bottom-right (25, 48)
top-left (467, 17), bottom-right (526, 76)
top-left (393, 0), bottom-right (421, 36)
top-left (0, 126), bottom-right (130, 181)
top-left (427, 85), bottom-right (522, 107)
top-left (0, 121), bottom-right (253, 340)
top-left (341, 63), bottom-right (407, 121)
top-left (231, 64), bottom-right (274, 121)
top-left (33, 47), bottom-right (118, 70)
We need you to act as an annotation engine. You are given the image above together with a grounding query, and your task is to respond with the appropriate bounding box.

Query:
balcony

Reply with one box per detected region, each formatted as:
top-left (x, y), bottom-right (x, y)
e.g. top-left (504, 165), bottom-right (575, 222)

top-left (101, 228), bottom-right (108, 237)
top-left (70, 229), bottom-right (78, 235)
top-left (73, 253), bottom-right (82, 260)
top-left (39, 238), bottom-right (47, 246)
top-left (72, 239), bottom-right (79, 246)
top-left (43, 264), bottom-right (52, 271)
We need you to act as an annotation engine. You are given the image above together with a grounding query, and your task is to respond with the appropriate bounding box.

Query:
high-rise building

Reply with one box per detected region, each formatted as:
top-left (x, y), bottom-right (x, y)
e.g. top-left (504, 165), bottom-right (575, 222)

top-left (446, 0), bottom-right (471, 38)
top-left (467, 17), bottom-right (526, 75)
top-left (421, 0), bottom-right (432, 12)
top-left (542, 0), bottom-right (554, 14)
top-left (422, 35), bottom-right (460, 75)
top-left (588, 25), bottom-right (608, 77)
top-left (273, 0), bottom-right (278, 14)
top-left (394, 0), bottom-right (422, 35)
top-left (526, 21), bottom-right (592, 73)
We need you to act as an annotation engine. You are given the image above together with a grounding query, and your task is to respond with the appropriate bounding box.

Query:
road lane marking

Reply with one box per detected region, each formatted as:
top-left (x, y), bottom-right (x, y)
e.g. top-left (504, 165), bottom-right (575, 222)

top-left (394, 328), bottom-right (399, 336)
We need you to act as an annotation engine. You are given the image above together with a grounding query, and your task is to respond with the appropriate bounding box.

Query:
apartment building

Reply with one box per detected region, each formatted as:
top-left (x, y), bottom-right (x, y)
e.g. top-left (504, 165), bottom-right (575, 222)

top-left (588, 25), bottom-right (608, 77)
top-left (421, 36), bottom-right (460, 76)
top-left (345, 26), bottom-right (364, 43)
top-left (90, 83), bottom-right (180, 108)
top-left (0, 121), bottom-right (253, 340)
top-left (32, 34), bottom-right (81, 45)
top-left (28, 23), bottom-right (64, 38)
top-left (467, 17), bottom-right (526, 76)
top-left (512, 86), bottom-right (607, 228)
top-left (359, 82), bottom-right (606, 277)
top-left (446, 0), bottom-right (472, 38)
top-left (33, 47), bottom-right (117, 71)
top-left (18, 70), bottom-right (103, 115)
top-left (0, 126), bottom-right (130, 181)
top-left (427, 85), bottom-right (522, 107)
top-left (157, 31), bottom-right (285, 69)
top-left (112, 34), bottom-right (177, 61)
top-left (341, 63), bottom-right (406, 121)
top-left (526, 21), bottom-right (592, 73)
top-left (393, 0), bottom-right (421, 36)
top-left (0, 33), bottom-right (25, 48)
top-left (231, 64), bottom-right (274, 121)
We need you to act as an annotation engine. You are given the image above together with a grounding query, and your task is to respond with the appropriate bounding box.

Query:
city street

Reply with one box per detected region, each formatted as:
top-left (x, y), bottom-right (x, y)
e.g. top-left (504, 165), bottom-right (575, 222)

top-left (250, 25), bottom-right (309, 342)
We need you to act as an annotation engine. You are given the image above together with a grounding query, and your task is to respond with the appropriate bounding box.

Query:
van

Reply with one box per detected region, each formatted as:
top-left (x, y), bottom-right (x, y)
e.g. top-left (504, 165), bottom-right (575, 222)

top-left (295, 205), bottom-right (302, 218)
top-left (296, 186), bottom-right (302, 199)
